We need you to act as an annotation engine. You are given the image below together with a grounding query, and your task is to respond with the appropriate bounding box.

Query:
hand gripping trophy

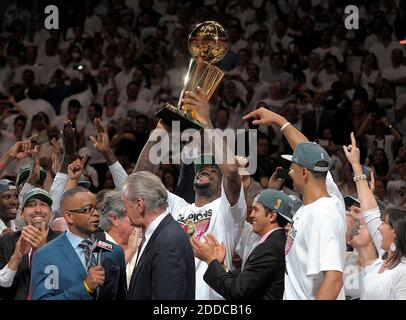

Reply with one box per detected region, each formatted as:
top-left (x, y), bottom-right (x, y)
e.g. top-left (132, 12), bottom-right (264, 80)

top-left (155, 21), bottom-right (229, 130)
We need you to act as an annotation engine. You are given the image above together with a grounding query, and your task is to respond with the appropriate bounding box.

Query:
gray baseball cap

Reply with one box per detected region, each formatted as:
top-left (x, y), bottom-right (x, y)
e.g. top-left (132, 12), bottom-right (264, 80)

top-left (78, 175), bottom-right (91, 189)
top-left (254, 189), bottom-right (294, 223)
top-left (282, 142), bottom-right (331, 172)
top-left (16, 164), bottom-right (48, 186)
top-left (0, 179), bottom-right (17, 194)
top-left (21, 188), bottom-right (52, 209)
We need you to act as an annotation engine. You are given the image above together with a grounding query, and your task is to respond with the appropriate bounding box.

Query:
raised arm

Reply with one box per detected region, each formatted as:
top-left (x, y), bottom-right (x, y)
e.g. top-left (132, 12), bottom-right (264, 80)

top-left (242, 107), bottom-right (308, 150)
top-left (65, 155), bottom-right (88, 191)
top-left (89, 118), bottom-right (117, 166)
top-left (343, 132), bottom-right (383, 255)
top-left (182, 88), bottom-right (241, 206)
top-left (343, 133), bottom-right (378, 212)
top-left (133, 120), bottom-right (170, 174)
top-left (380, 117), bottom-right (401, 142)
top-left (0, 138), bottom-right (37, 176)
top-left (89, 118), bottom-right (128, 190)
top-left (48, 121), bottom-right (76, 215)
top-left (26, 145), bottom-right (41, 188)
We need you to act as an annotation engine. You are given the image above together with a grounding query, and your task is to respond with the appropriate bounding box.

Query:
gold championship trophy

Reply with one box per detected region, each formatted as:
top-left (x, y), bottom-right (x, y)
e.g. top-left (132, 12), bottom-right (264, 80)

top-left (155, 21), bottom-right (229, 130)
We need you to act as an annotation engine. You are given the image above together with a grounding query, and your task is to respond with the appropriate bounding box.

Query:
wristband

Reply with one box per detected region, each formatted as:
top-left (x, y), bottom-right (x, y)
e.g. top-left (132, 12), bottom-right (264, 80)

top-left (83, 280), bottom-right (94, 294)
top-left (353, 174), bottom-right (367, 182)
top-left (280, 122), bottom-right (291, 132)
top-left (0, 161), bottom-right (6, 170)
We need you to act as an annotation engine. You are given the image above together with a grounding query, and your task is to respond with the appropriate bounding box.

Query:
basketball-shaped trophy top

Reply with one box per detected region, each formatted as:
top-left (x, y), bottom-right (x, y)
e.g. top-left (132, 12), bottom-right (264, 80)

top-left (188, 21), bottom-right (229, 64)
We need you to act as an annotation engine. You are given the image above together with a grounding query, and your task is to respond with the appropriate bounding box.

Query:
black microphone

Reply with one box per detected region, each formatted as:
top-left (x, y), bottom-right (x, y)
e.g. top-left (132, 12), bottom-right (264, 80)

top-left (92, 240), bottom-right (113, 299)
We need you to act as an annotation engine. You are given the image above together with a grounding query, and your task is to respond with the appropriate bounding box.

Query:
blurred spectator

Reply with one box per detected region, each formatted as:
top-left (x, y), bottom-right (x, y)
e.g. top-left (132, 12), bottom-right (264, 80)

top-left (118, 81), bottom-right (152, 117)
top-left (355, 52), bottom-right (381, 99)
top-left (369, 23), bottom-right (406, 70)
top-left (381, 48), bottom-right (406, 96)
top-left (216, 80), bottom-right (247, 129)
top-left (252, 133), bottom-right (280, 188)
top-left (102, 89), bottom-right (126, 123)
top-left (54, 99), bottom-right (85, 133)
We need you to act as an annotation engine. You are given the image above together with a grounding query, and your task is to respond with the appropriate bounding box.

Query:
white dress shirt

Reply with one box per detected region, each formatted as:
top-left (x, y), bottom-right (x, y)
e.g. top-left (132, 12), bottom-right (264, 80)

top-left (136, 210), bottom-right (170, 264)
top-left (0, 265), bottom-right (16, 288)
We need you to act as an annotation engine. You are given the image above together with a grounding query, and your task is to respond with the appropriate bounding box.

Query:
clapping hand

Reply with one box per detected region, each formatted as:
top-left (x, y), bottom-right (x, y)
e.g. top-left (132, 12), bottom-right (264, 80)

top-left (1, 227), bottom-right (13, 237)
top-left (190, 233), bottom-right (226, 265)
top-left (13, 235), bottom-right (32, 259)
top-left (21, 222), bottom-right (48, 250)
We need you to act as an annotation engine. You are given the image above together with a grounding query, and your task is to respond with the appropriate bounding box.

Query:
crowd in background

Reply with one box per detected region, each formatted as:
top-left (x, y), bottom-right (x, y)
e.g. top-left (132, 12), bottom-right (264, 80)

top-left (0, 0), bottom-right (405, 208)
top-left (0, 0), bottom-right (406, 300)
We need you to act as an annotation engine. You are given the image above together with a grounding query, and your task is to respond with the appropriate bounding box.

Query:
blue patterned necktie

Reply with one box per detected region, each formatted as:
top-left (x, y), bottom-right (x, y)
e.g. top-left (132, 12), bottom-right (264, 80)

top-left (79, 238), bottom-right (97, 271)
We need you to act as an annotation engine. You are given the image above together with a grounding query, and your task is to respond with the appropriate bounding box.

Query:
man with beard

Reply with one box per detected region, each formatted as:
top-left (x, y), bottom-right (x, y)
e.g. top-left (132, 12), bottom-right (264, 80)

top-left (0, 188), bottom-right (61, 300)
top-left (30, 187), bottom-right (127, 300)
top-left (131, 88), bottom-right (246, 300)
top-left (0, 180), bottom-right (18, 236)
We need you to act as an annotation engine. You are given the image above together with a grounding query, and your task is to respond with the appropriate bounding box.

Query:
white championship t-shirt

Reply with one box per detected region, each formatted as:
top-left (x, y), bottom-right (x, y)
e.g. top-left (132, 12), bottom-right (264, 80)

top-left (167, 181), bottom-right (246, 300)
top-left (284, 173), bottom-right (346, 300)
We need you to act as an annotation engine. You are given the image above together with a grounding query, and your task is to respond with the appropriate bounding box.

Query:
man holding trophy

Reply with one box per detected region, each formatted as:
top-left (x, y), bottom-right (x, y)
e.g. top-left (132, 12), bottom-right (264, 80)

top-left (133, 21), bottom-right (247, 299)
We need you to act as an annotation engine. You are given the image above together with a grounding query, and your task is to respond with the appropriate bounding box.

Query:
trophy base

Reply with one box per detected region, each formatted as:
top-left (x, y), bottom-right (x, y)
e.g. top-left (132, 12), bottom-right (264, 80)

top-left (155, 103), bottom-right (204, 131)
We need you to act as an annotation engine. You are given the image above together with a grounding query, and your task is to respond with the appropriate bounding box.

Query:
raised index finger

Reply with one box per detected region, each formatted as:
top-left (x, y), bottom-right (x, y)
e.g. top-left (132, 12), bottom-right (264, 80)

top-left (27, 134), bottom-right (39, 141)
top-left (242, 110), bottom-right (257, 120)
top-left (350, 132), bottom-right (357, 148)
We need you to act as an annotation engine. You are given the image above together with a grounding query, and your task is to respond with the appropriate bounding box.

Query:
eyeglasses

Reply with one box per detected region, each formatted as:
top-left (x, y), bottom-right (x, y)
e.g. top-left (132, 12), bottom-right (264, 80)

top-left (68, 205), bottom-right (97, 215)
top-left (0, 194), bottom-right (18, 201)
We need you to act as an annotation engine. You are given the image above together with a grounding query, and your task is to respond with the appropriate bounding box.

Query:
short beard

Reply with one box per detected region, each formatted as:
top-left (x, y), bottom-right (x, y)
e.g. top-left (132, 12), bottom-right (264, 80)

top-left (0, 209), bottom-right (13, 222)
top-left (31, 221), bottom-right (46, 230)
top-left (194, 182), bottom-right (217, 199)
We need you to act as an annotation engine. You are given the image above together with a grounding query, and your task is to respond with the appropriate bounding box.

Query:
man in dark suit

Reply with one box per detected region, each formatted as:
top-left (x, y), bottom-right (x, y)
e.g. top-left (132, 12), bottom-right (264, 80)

top-left (30, 187), bottom-right (127, 300)
top-left (122, 171), bottom-right (195, 300)
top-left (0, 188), bottom-right (61, 300)
top-left (191, 189), bottom-right (294, 300)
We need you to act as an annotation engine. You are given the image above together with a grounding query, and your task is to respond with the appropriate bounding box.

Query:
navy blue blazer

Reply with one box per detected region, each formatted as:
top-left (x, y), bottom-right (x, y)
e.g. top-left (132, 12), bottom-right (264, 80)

top-left (127, 214), bottom-right (195, 300)
top-left (30, 232), bottom-right (127, 300)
